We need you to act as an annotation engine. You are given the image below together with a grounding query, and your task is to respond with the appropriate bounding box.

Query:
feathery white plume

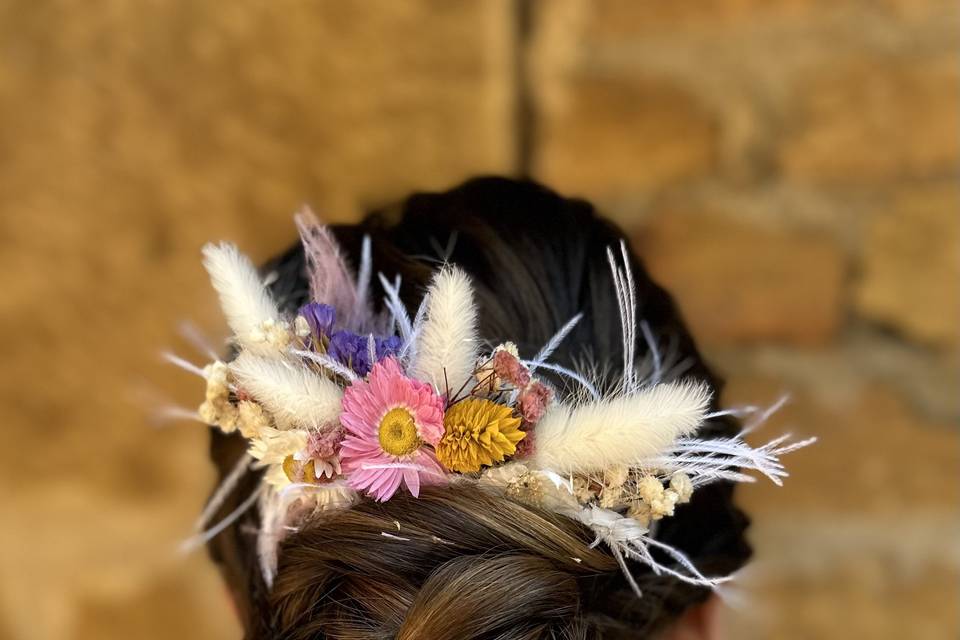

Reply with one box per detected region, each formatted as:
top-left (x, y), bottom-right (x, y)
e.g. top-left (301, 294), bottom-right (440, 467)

top-left (649, 433), bottom-right (817, 487)
top-left (257, 482), bottom-right (357, 587)
top-left (408, 266), bottom-right (478, 395)
top-left (378, 273), bottom-right (413, 342)
top-left (531, 381), bottom-right (712, 474)
top-left (202, 242), bottom-right (282, 355)
top-left (230, 352), bottom-right (342, 430)
top-left (573, 505), bottom-right (729, 593)
top-left (194, 454), bottom-right (251, 531)
top-left (291, 349), bottom-right (359, 382)
top-left (607, 242), bottom-right (639, 394)
top-left (529, 313), bottom-right (583, 373)
top-left (257, 486), bottom-right (290, 588)
top-left (179, 485), bottom-right (262, 555)
top-left (520, 359), bottom-right (601, 400)
top-left (356, 234), bottom-right (373, 312)
top-left (402, 291), bottom-right (430, 362)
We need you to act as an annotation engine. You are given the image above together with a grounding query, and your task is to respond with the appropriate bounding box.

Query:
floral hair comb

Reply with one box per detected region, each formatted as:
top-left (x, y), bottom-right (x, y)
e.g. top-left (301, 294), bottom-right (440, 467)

top-left (172, 210), bottom-right (814, 593)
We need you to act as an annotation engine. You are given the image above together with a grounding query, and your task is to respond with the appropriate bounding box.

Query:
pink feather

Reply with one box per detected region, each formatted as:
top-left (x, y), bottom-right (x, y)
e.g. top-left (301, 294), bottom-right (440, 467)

top-left (295, 207), bottom-right (371, 329)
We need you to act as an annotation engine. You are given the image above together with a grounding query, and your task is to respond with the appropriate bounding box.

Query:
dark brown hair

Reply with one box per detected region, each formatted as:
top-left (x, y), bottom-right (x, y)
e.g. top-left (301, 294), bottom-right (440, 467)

top-left (206, 177), bottom-right (751, 639)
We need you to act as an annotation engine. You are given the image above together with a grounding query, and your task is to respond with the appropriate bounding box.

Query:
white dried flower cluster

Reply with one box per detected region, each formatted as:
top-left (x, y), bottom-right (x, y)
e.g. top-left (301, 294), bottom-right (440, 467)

top-left (237, 400), bottom-right (270, 439)
top-left (293, 315), bottom-right (311, 338)
top-left (600, 464), bottom-right (631, 506)
top-left (248, 318), bottom-right (292, 350)
top-left (479, 461), bottom-right (530, 487)
top-left (197, 361), bottom-right (277, 442)
top-left (670, 471), bottom-right (694, 502)
top-left (627, 473), bottom-right (694, 526)
top-left (198, 361), bottom-right (236, 431)
top-left (248, 427), bottom-right (308, 467)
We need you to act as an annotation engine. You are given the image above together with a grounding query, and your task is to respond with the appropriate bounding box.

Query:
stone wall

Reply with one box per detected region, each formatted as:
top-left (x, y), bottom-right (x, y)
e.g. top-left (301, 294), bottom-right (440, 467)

top-left (1, 1), bottom-right (956, 638)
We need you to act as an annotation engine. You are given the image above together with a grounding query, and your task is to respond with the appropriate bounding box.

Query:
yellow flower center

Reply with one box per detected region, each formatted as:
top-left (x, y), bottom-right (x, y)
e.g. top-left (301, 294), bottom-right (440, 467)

top-left (378, 407), bottom-right (421, 456)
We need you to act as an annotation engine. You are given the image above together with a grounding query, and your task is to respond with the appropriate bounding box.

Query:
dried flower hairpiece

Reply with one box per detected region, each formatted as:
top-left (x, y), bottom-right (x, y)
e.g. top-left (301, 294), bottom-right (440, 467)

top-left (170, 208), bottom-right (814, 593)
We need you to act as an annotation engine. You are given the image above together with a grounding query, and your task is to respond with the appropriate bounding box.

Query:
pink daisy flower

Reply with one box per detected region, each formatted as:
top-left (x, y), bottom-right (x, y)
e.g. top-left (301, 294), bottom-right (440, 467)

top-left (339, 357), bottom-right (447, 501)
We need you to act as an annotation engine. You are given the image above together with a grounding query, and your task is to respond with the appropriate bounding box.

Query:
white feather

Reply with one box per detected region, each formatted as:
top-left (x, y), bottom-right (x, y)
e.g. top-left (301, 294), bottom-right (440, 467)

top-left (378, 273), bottom-right (412, 342)
top-left (230, 352), bottom-right (342, 430)
top-left (257, 482), bottom-right (357, 587)
top-left (202, 242), bottom-right (281, 355)
top-left (529, 313), bottom-right (583, 373)
top-left (648, 433), bottom-right (817, 487)
top-left (573, 505), bottom-right (728, 591)
top-left (520, 359), bottom-right (600, 400)
top-left (607, 242), bottom-right (639, 394)
top-left (408, 266), bottom-right (478, 394)
top-left (356, 234), bottom-right (373, 311)
top-left (402, 291), bottom-right (430, 362)
top-left (290, 349), bottom-right (359, 382)
top-left (194, 454), bottom-right (251, 531)
top-left (179, 485), bottom-right (262, 554)
top-left (530, 381), bottom-right (712, 474)
top-left (256, 486), bottom-right (286, 588)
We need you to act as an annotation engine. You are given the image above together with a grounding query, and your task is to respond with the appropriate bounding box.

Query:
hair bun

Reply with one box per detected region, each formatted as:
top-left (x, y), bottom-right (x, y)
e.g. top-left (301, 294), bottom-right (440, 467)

top-left (398, 555), bottom-right (581, 639)
top-left (264, 486), bottom-right (617, 640)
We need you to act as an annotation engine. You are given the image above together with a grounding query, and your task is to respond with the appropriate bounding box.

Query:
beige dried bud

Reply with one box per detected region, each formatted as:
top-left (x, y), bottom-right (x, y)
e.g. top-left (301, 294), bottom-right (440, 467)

top-left (237, 401), bottom-right (270, 439)
top-left (203, 361), bottom-right (231, 402)
top-left (199, 398), bottom-right (238, 433)
top-left (649, 488), bottom-right (680, 520)
top-left (505, 472), bottom-right (544, 508)
top-left (497, 342), bottom-right (519, 358)
top-left (637, 475), bottom-right (665, 504)
top-left (572, 476), bottom-right (597, 504)
top-left (604, 464), bottom-right (630, 489)
top-left (599, 483), bottom-right (625, 509)
top-left (480, 462), bottom-right (530, 488)
top-left (627, 501), bottom-right (652, 528)
top-left (198, 399), bottom-right (219, 426)
top-left (248, 427), bottom-right (308, 465)
top-left (218, 403), bottom-right (240, 432)
top-left (294, 315), bottom-right (311, 338)
top-left (248, 318), bottom-right (291, 350)
top-left (670, 472), bottom-right (694, 503)
top-left (198, 361), bottom-right (240, 433)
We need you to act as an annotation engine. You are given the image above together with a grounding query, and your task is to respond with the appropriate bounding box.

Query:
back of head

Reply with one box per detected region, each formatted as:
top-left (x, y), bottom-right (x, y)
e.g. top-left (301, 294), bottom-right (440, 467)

top-left (206, 177), bottom-right (752, 639)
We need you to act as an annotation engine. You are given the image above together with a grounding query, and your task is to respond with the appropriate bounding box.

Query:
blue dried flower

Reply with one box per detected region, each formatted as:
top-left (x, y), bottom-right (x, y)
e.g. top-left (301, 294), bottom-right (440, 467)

top-left (327, 330), bottom-right (402, 377)
top-left (375, 335), bottom-right (402, 361)
top-left (298, 303), bottom-right (336, 339)
top-left (327, 330), bottom-right (370, 376)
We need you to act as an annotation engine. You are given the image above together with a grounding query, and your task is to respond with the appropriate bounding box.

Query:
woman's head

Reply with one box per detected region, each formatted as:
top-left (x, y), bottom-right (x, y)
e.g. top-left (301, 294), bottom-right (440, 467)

top-left (206, 177), bottom-right (751, 638)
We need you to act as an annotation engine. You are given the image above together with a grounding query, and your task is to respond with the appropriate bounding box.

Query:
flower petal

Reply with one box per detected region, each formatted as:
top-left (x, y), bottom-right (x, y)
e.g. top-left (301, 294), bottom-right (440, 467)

top-left (403, 468), bottom-right (421, 498)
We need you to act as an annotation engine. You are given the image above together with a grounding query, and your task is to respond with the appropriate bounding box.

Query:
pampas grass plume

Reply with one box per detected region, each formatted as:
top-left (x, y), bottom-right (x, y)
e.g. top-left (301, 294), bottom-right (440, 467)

top-left (408, 266), bottom-right (478, 394)
top-left (531, 381), bottom-right (712, 474)
top-left (230, 352), bottom-right (342, 430)
top-left (202, 242), bottom-right (280, 355)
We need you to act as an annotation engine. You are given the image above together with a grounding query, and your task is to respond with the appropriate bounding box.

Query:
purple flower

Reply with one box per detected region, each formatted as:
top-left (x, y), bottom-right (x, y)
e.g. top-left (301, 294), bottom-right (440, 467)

top-left (327, 330), bottom-right (403, 377)
top-left (328, 331), bottom-right (371, 376)
top-left (376, 335), bottom-right (401, 361)
top-left (298, 303), bottom-right (336, 339)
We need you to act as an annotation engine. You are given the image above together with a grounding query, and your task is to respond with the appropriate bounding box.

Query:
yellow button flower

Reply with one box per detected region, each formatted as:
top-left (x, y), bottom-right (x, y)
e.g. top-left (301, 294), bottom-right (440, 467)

top-left (436, 398), bottom-right (525, 473)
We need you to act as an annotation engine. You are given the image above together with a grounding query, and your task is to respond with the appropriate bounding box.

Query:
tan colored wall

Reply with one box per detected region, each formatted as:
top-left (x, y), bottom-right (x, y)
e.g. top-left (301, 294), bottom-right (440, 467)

top-left (1, 1), bottom-right (956, 638)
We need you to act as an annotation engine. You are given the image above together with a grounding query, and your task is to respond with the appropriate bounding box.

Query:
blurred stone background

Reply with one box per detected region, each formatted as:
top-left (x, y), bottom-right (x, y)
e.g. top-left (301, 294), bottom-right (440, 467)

top-left (1, 1), bottom-right (957, 638)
